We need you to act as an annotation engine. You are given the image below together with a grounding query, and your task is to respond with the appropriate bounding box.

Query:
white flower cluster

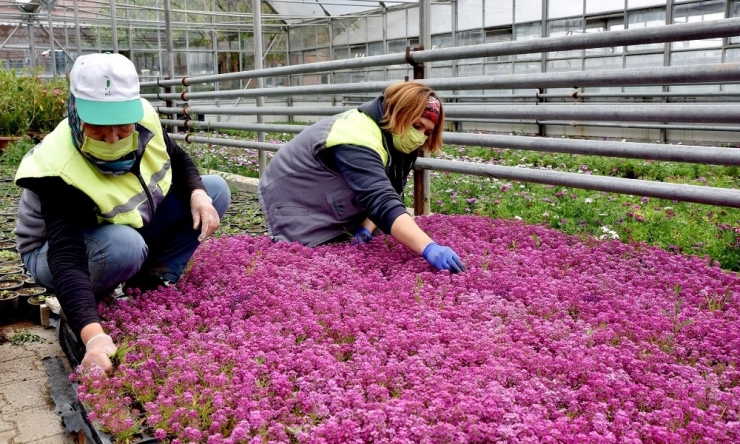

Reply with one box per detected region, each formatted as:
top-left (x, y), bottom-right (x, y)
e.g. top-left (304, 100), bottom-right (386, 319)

top-left (599, 226), bottom-right (620, 240)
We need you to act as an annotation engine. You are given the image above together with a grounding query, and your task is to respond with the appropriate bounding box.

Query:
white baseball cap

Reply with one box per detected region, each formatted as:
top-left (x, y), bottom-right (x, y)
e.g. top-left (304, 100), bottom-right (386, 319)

top-left (70, 53), bottom-right (144, 125)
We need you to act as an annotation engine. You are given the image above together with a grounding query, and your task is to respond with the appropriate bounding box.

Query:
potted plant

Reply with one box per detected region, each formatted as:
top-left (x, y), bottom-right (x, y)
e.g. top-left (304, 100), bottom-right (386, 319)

top-left (0, 64), bottom-right (32, 147)
top-left (0, 289), bottom-right (19, 323)
top-left (0, 279), bottom-right (24, 291)
top-left (0, 265), bottom-right (24, 275)
top-left (0, 250), bottom-right (20, 262)
top-left (0, 273), bottom-right (31, 284)
top-left (27, 294), bottom-right (46, 325)
top-left (26, 73), bottom-right (69, 138)
top-left (17, 286), bottom-right (46, 319)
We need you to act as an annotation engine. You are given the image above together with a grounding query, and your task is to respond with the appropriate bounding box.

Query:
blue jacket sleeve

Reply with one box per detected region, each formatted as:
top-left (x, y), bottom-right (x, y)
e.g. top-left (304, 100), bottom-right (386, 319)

top-left (326, 145), bottom-right (409, 234)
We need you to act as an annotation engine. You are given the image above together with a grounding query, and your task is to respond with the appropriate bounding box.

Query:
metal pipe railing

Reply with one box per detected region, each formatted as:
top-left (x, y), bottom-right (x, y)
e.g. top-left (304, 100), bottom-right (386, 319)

top-left (165, 119), bottom-right (740, 165)
top-left (415, 158), bottom-right (740, 208)
top-left (141, 17), bottom-right (740, 87)
top-left (142, 63), bottom-right (740, 101)
top-left (156, 102), bottom-right (740, 124)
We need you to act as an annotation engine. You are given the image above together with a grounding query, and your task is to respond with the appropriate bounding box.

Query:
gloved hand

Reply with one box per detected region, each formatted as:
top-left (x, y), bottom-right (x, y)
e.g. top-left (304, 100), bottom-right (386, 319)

top-left (351, 227), bottom-right (373, 245)
top-left (81, 333), bottom-right (117, 374)
top-left (191, 190), bottom-right (220, 242)
top-left (422, 242), bottom-right (466, 273)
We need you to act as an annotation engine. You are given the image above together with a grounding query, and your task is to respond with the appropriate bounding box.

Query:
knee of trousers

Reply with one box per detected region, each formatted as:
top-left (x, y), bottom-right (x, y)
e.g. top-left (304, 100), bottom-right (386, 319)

top-left (88, 224), bottom-right (149, 269)
top-left (202, 175), bottom-right (231, 217)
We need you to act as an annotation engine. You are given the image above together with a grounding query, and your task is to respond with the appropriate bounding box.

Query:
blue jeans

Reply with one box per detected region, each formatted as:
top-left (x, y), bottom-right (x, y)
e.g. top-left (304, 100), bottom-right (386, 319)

top-left (22, 175), bottom-right (230, 294)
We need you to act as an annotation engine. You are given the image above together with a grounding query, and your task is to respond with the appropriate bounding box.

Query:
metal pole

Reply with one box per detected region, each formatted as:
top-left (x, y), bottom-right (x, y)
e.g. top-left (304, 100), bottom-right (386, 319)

top-left (109, 0), bottom-right (117, 52)
top-left (72, 0), bottom-right (81, 60)
top-left (415, 0), bottom-right (432, 216)
top-left (163, 0), bottom-right (176, 133)
top-left (253, 0), bottom-right (266, 176)
top-left (47, 5), bottom-right (55, 77)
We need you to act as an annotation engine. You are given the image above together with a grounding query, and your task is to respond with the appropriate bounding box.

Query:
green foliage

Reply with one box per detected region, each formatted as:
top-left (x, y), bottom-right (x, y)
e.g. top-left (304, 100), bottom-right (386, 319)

top-left (27, 75), bottom-right (70, 135)
top-left (0, 137), bottom-right (35, 166)
top-left (425, 145), bottom-right (740, 271)
top-left (0, 66), bottom-right (69, 137)
top-left (0, 66), bottom-right (32, 136)
top-left (8, 330), bottom-right (44, 346)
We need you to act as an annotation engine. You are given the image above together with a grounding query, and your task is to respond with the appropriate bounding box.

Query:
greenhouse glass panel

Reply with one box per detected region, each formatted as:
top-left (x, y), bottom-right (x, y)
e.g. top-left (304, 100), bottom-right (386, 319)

top-left (288, 27), bottom-right (306, 50)
top-left (79, 28), bottom-right (98, 49)
top-left (516, 0), bottom-right (542, 22)
top-left (367, 42), bottom-right (385, 56)
top-left (584, 55), bottom-right (622, 70)
top-left (350, 44), bottom-right (367, 58)
top-left (459, 63), bottom-right (484, 77)
top-left (173, 52), bottom-right (188, 76)
top-left (628, 0), bottom-right (665, 7)
top-left (432, 4), bottom-right (452, 34)
top-left (217, 31), bottom-right (240, 51)
top-left (485, 29), bottom-right (513, 62)
top-left (334, 46), bottom-right (349, 60)
top-left (289, 52), bottom-right (302, 65)
top-left (332, 20), bottom-right (350, 46)
top-left (458, 30), bottom-right (484, 64)
top-left (387, 9), bottom-right (408, 40)
top-left (627, 8), bottom-right (666, 51)
top-left (388, 38), bottom-right (409, 54)
top-left (670, 49), bottom-right (722, 66)
top-left (367, 70), bottom-right (386, 82)
top-left (459, 0), bottom-right (483, 30)
top-left (431, 66), bottom-right (452, 79)
top-left (724, 49), bottom-right (740, 90)
top-left (408, 8), bottom-right (420, 38)
top-left (348, 18), bottom-right (369, 45)
top-left (514, 60), bottom-right (541, 74)
top-left (432, 34), bottom-right (453, 66)
top-left (171, 31), bottom-right (188, 49)
top-left (367, 16), bottom-right (384, 42)
top-left (388, 67), bottom-right (410, 80)
top-left (548, 18), bottom-right (584, 58)
top-left (549, 0), bottom-right (584, 19)
top-left (485, 61), bottom-right (514, 76)
top-left (188, 31), bottom-right (213, 50)
top-left (189, 52), bottom-right (215, 75)
top-left (587, 0), bottom-right (624, 14)
top-left (514, 23), bottom-right (542, 61)
top-left (547, 58), bottom-right (582, 72)
top-left (485, 0), bottom-right (513, 27)
top-left (131, 28), bottom-right (162, 50)
top-left (672, 1), bottom-right (724, 49)
top-left (316, 48), bottom-right (330, 62)
top-left (625, 53), bottom-right (663, 68)
top-left (585, 17), bottom-right (624, 55)
top-left (134, 52), bottom-right (162, 78)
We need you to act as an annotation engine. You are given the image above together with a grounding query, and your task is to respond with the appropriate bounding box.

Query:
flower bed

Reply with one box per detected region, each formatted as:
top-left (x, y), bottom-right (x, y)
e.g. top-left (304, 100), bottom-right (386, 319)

top-left (77, 215), bottom-right (740, 443)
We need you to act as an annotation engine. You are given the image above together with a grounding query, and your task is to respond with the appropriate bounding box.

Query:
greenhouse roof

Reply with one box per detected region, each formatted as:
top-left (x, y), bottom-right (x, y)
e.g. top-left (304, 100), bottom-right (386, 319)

top-left (265, 0), bottom-right (417, 24)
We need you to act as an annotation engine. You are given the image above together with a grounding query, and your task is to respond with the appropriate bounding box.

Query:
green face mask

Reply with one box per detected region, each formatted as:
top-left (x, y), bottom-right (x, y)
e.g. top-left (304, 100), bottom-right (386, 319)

top-left (81, 131), bottom-right (139, 161)
top-left (392, 127), bottom-right (427, 154)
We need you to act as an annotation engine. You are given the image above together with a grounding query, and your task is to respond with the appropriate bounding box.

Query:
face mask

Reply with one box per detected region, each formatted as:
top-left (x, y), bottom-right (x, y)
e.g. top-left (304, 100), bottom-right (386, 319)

top-left (81, 131), bottom-right (138, 161)
top-left (392, 127), bottom-right (427, 154)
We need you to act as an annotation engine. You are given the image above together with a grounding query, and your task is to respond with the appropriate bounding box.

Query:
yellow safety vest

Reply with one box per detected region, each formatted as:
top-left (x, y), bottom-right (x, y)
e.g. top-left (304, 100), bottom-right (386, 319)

top-left (15, 99), bottom-right (172, 228)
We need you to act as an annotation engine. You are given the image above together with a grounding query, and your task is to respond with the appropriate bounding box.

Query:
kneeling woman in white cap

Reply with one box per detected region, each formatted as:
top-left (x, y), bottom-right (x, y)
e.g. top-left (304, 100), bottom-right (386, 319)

top-left (14, 53), bottom-right (231, 373)
top-left (259, 81), bottom-right (465, 273)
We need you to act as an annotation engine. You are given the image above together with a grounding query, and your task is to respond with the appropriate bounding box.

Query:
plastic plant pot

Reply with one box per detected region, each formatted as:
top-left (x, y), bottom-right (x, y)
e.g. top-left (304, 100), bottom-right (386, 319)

top-left (27, 295), bottom-right (46, 325)
top-left (0, 290), bottom-right (19, 323)
top-left (0, 279), bottom-right (24, 292)
top-left (16, 286), bottom-right (46, 319)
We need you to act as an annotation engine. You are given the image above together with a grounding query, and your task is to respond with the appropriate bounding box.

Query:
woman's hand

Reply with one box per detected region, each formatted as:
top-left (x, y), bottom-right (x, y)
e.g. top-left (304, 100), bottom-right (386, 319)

top-left (190, 190), bottom-right (220, 242)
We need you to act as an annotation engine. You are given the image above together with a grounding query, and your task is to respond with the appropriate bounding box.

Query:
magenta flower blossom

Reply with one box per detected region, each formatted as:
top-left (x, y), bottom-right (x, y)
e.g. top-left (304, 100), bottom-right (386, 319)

top-left (77, 215), bottom-right (740, 443)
